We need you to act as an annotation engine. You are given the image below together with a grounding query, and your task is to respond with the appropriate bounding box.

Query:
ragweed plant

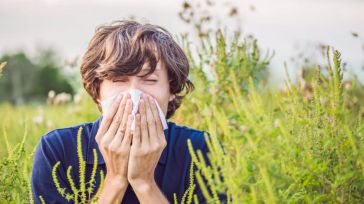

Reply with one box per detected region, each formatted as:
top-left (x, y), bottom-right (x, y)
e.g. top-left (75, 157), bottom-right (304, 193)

top-left (51, 126), bottom-right (104, 204)
top-left (177, 29), bottom-right (272, 131)
top-left (173, 160), bottom-right (198, 204)
top-left (183, 47), bottom-right (364, 203)
top-left (0, 120), bottom-right (35, 203)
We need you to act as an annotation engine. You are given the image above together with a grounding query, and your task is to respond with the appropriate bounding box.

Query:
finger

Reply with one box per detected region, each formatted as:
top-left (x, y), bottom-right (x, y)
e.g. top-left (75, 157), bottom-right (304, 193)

top-left (148, 96), bottom-right (164, 141)
top-left (145, 95), bottom-right (158, 145)
top-left (139, 98), bottom-right (149, 145)
top-left (102, 93), bottom-right (128, 144)
top-left (116, 98), bottom-right (133, 139)
top-left (110, 102), bottom-right (130, 147)
top-left (132, 113), bottom-right (141, 146)
top-left (96, 93), bottom-right (123, 144)
top-left (121, 114), bottom-right (133, 147)
top-left (107, 93), bottom-right (129, 136)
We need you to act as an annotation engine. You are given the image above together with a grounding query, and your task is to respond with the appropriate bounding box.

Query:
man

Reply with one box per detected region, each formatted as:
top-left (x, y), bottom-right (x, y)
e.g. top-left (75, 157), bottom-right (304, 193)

top-left (31, 20), bottom-right (226, 203)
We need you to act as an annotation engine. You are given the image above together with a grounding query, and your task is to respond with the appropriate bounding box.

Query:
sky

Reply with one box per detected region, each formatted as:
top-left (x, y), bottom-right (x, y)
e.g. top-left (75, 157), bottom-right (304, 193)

top-left (1, 0), bottom-right (363, 85)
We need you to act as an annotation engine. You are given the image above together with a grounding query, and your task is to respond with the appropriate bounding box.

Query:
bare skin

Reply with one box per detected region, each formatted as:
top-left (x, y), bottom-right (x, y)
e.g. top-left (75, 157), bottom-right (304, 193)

top-left (91, 61), bottom-right (172, 204)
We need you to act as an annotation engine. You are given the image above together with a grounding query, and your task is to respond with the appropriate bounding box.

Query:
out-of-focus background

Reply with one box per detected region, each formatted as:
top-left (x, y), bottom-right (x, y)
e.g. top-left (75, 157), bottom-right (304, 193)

top-left (1, 0), bottom-right (364, 106)
top-left (1, 0), bottom-right (364, 203)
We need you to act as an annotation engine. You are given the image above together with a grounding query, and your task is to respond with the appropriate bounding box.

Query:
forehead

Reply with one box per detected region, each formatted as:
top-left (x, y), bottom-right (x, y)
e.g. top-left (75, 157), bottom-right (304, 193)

top-left (112, 60), bottom-right (164, 79)
top-left (140, 60), bottom-right (163, 73)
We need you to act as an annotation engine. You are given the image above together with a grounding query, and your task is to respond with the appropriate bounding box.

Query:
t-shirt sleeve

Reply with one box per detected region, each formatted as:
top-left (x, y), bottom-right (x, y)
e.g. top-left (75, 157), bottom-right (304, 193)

top-left (192, 131), bottom-right (228, 204)
top-left (31, 135), bottom-right (71, 204)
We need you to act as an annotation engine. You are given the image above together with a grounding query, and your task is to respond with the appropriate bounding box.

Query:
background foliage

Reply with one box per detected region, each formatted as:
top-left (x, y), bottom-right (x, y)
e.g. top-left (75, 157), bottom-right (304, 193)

top-left (0, 1), bottom-right (364, 201)
top-left (1, 28), bottom-right (364, 203)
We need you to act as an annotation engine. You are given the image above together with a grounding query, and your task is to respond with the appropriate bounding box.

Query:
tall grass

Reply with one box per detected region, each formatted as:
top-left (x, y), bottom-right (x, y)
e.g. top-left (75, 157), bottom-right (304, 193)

top-left (0, 31), bottom-right (363, 203)
top-left (184, 46), bottom-right (364, 203)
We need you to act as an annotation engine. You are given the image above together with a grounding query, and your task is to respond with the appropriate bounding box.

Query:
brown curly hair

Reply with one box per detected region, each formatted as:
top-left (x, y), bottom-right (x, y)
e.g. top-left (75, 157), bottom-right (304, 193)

top-left (80, 20), bottom-right (194, 119)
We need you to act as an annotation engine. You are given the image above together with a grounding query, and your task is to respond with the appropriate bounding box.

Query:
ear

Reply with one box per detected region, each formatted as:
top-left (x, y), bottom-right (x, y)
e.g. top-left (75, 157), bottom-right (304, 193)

top-left (168, 94), bottom-right (175, 102)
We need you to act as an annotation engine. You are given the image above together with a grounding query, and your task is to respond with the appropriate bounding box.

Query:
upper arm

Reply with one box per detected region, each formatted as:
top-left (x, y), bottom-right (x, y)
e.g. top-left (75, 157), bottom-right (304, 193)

top-left (31, 135), bottom-right (71, 204)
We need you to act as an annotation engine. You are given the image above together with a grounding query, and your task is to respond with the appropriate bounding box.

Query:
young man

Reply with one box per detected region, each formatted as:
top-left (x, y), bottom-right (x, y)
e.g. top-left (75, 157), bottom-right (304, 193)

top-left (31, 20), bottom-right (226, 203)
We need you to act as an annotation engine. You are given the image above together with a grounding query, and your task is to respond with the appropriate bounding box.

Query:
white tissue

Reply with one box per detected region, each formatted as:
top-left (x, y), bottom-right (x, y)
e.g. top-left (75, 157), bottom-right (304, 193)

top-left (99, 88), bottom-right (168, 132)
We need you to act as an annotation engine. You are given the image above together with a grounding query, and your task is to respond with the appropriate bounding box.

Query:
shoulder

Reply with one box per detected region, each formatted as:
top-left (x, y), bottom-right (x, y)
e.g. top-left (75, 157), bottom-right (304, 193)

top-left (167, 121), bottom-right (209, 150)
top-left (42, 121), bottom-right (93, 142)
top-left (166, 121), bottom-right (211, 167)
top-left (35, 120), bottom-right (95, 165)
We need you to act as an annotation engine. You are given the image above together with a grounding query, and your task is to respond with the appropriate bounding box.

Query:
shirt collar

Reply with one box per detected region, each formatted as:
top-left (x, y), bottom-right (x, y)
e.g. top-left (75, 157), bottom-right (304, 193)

top-left (86, 115), bottom-right (169, 165)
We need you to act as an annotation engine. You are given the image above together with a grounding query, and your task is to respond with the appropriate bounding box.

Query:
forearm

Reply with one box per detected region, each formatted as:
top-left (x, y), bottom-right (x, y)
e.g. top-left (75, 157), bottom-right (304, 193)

top-left (91, 175), bottom-right (128, 204)
top-left (132, 180), bottom-right (169, 204)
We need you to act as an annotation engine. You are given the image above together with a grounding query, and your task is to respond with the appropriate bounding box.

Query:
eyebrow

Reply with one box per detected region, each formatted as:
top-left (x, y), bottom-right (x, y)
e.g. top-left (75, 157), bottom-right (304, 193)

top-left (138, 68), bottom-right (160, 76)
top-left (142, 67), bottom-right (160, 72)
top-left (113, 69), bottom-right (159, 79)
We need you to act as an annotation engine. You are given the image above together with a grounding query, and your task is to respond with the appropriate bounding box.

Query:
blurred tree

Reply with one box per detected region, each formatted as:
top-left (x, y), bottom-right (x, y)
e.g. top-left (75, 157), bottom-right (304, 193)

top-left (0, 52), bottom-right (38, 105)
top-left (0, 49), bottom-right (74, 105)
top-left (32, 48), bottom-right (74, 100)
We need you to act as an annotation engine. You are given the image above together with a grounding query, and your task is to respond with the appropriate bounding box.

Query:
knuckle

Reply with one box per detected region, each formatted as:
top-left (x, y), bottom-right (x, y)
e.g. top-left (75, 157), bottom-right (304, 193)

top-left (117, 128), bottom-right (125, 135)
top-left (100, 141), bottom-right (108, 149)
top-left (95, 135), bottom-right (100, 144)
top-left (121, 121), bottom-right (128, 129)
top-left (147, 119), bottom-right (154, 125)
top-left (113, 117), bottom-right (122, 124)
top-left (115, 148), bottom-right (125, 154)
top-left (108, 144), bottom-right (117, 153)
top-left (140, 149), bottom-right (149, 156)
top-left (160, 141), bottom-right (167, 148)
top-left (150, 144), bottom-right (159, 152)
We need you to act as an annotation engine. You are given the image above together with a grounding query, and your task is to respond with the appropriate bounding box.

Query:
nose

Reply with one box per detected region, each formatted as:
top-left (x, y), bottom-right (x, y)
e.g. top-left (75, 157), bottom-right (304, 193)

top-left (128, 76), bottom-right (143, 92)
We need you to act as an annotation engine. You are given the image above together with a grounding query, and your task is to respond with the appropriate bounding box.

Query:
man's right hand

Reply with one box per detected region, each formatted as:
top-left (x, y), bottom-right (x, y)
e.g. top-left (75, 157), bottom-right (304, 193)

top-left (93, 92), bottom-right (133, 203)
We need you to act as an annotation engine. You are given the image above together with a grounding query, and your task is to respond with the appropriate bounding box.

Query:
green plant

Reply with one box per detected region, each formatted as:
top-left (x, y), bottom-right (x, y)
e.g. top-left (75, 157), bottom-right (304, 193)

top-left (51, 126), bottom-right (104, 204)
top-left (173, 160), bottom-right (198, 204)
top-left (0, 121), bottom-right (34, 203)
top-left (184, 47), bottom-right (364, 203)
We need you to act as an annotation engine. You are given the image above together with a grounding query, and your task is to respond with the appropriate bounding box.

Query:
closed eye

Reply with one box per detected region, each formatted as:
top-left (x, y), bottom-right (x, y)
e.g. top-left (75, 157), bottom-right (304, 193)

top-left (112, 78), bottom-right (157, 82)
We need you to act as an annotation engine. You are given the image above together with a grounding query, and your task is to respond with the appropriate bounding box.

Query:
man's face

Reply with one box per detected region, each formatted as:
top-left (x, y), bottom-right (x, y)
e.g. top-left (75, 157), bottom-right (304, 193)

top-left (97, 61), bottom-right (174, 116)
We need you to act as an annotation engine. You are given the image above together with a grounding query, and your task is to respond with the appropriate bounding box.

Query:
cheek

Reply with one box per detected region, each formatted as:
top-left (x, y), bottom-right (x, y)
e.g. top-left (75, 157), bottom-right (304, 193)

top-left (148, 91), bottom-right (170, 116)
top-left (99, 80), bottom-right (122, 100)
top-left (142, 81), bottom-right (170, 115)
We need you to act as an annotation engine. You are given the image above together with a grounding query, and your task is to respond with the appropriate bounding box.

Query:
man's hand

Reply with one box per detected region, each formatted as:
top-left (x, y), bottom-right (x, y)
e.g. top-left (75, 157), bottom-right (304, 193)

top-left (93, 93), bottom-right (133, 203)
top-left (127, 93), bottom-right (169, 203)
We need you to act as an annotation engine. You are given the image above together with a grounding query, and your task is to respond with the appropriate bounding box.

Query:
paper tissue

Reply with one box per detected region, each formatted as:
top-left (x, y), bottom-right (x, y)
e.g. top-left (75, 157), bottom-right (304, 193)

top-left (99, 88), bottom-right (168, 132)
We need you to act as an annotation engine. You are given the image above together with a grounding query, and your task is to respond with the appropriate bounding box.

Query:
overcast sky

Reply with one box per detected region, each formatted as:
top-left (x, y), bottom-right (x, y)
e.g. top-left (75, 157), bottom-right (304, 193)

top-left (1, 0), bottom-right (363, 85)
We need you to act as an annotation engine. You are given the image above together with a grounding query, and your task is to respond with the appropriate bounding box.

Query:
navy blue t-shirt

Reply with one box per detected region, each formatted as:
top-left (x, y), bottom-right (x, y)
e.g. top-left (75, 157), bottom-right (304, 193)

top-left (31, 115), bottom-right (226, 203)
